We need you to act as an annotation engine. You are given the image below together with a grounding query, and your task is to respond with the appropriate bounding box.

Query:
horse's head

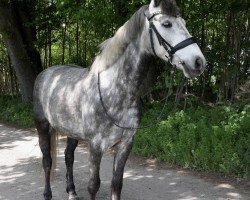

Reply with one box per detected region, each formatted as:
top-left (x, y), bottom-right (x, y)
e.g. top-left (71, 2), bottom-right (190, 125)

top-left (144, 0), bottom-right (206, 78)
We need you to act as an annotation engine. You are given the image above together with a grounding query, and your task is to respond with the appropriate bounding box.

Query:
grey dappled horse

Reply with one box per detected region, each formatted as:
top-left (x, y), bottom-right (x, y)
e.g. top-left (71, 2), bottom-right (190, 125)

top-left (33, 0), bottom-right (206, 199)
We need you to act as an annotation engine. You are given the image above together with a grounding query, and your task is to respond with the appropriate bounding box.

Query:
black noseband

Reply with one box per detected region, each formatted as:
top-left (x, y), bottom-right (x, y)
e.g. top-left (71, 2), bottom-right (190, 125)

top-left (144, 8), bottom-right (196, 62)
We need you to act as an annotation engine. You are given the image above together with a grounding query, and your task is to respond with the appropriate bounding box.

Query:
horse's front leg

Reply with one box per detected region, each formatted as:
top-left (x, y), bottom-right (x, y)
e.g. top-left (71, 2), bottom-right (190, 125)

top-left (65, 137), bottom-right (79, 200)
top-left (111, 137), bottom-right (133, 200)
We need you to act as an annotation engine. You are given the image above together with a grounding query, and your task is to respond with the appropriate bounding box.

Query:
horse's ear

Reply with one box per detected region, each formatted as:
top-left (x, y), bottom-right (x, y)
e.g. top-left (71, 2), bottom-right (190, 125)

top-left (154, 0), bottom-right (161, 7)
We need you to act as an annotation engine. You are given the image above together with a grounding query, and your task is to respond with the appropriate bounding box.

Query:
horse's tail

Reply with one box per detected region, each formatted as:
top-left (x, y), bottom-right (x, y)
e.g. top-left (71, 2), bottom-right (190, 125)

top-left (50, 129), bottom-right (58, 180)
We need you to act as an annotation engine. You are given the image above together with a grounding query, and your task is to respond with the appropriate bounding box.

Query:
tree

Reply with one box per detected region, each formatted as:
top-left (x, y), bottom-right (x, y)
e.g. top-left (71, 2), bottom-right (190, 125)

top-left (0, 0), bottom-right (43, 102)
top-left (0, 0), bottom-right (248, 103)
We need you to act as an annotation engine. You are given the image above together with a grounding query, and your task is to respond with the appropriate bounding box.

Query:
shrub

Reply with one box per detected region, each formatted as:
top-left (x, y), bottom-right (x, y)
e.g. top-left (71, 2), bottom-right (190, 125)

top-left (0, 95), bottom-right (34, 127)
top-left (133, 102), bottom-right (250, 178)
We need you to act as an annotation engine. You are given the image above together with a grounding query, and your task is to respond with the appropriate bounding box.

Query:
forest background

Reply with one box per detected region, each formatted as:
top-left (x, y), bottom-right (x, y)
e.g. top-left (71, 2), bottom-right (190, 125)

top-left (0, 0), bottom-right (249, 178)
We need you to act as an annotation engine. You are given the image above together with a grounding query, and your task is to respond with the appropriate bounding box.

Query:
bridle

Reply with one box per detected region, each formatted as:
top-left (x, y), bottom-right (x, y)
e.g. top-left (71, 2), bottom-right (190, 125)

top-left (144, 7), bottom-right (196, 64)
top-left (97, 7), bottom-right (194, 130)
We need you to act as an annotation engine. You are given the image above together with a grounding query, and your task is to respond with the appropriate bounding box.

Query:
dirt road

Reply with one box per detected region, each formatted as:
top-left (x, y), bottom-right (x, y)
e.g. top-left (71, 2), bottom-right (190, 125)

top-left (0, 123), bottom-right (249, 200)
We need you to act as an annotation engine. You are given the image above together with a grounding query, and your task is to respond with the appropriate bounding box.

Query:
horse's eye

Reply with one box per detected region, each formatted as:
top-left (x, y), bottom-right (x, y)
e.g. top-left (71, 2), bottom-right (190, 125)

top-left (162, 21), bottom-right (172, 28)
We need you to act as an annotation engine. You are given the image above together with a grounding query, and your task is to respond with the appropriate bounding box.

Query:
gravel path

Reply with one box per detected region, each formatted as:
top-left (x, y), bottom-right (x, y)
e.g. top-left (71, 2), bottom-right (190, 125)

top-left (0, 123), bottom-right (249, 200)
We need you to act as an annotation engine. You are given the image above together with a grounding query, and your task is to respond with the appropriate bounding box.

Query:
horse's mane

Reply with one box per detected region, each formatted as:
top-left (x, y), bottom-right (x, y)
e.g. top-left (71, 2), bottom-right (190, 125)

top-left (91, 1), bottom-right (179, 73)
top-left (90, 5), bottom-right (148, 73)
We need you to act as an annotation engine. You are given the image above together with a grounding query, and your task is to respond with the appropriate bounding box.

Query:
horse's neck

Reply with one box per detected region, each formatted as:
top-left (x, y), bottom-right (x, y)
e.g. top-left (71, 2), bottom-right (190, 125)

top-left (105, 41), bottom-right (150, 97)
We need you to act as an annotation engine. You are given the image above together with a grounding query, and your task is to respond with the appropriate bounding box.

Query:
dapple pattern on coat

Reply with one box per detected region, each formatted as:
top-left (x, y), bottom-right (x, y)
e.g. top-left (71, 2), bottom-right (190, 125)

top-left (33, 1), bottom-right (206, 200)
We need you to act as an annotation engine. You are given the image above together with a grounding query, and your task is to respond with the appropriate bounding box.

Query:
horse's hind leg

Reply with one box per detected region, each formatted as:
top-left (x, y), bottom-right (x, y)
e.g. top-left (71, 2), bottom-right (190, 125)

top-left (111, 138), bottom-right (133, 200)
top-left (35, 119), bottom-right (53, 200)
top-left (88, 145), bottom-right (102, 200)
top-left (65, 137), bottom-right (79, 200)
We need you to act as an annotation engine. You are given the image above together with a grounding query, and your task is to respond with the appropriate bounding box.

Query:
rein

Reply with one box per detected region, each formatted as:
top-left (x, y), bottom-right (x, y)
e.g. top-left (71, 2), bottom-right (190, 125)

top-left (97, 66), bottom-right (177, 130)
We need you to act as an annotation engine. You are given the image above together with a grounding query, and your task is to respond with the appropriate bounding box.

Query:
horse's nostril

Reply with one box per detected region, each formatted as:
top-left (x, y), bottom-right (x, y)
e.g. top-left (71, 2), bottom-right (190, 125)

top-left (195, 57), bottom-right (203, 70)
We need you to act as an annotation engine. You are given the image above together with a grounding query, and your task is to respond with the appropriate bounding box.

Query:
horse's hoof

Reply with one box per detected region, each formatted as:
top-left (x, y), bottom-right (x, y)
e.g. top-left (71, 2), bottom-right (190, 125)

top-left (69, 191), bottom-right (79, 200)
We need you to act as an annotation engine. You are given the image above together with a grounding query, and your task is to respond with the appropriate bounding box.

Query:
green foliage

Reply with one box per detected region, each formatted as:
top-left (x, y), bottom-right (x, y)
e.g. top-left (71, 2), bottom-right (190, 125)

top-left (0, 96), bottom-right (34, 127)
top-left (0, 0), bottom-right (249, 101)
top-left (133, 102), bottom-right (250, 178)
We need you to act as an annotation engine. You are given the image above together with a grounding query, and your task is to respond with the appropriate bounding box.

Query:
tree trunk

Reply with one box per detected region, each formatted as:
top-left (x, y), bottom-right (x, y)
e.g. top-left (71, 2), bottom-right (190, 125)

top-left (8, 55), bottom-right (15, 97)
top-left (199, 0), bottom-right (206, 100)
top-left (0, 1), bottom-right (42, 102)
top-left (76, 21), bottom-right (79, 64)
top-left (62, 21), bottom-right (67, 64)
top-left (48, 27), bottom-right (52, 66)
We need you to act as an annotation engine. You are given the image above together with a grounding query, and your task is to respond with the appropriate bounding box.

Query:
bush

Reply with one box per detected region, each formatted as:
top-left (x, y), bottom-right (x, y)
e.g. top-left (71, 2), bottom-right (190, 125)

top-left (0, 95), bottom-right (34, 127)
top-left (133, 102), bottom-right (250, 179)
